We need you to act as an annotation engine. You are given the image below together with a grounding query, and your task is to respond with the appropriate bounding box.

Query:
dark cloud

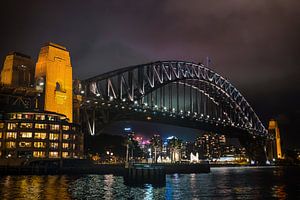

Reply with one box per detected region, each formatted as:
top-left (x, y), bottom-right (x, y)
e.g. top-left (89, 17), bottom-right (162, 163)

top-left (0, 0), bottom-right (299, 147)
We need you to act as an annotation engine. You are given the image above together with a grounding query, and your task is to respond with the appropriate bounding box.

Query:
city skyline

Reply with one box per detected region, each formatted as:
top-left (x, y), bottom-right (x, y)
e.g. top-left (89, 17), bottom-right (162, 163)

top-left (0, 1), bottom-right (299, 149)
top-left (0, 1), bottom-right (299, 199)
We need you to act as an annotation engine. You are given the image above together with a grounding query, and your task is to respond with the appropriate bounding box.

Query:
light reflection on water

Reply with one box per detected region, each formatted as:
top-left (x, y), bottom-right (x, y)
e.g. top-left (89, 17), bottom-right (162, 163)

top-left (0, 167), bottom-right (299, 199)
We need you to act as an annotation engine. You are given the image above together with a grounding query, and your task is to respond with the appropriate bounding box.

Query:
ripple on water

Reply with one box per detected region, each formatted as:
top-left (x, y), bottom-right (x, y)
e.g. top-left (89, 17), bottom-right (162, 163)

top-left (0, 167), bottom-right (299, 199)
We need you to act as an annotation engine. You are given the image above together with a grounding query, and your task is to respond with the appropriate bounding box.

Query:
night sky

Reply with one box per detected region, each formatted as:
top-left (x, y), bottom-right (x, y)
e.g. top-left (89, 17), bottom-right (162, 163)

top-left (0, 1), bottom-right (299, 148)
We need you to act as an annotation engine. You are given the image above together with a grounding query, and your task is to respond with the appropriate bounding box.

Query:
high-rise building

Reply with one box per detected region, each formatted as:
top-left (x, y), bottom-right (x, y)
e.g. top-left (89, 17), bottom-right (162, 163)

top-left (0, 111), bottom-right (83, 159)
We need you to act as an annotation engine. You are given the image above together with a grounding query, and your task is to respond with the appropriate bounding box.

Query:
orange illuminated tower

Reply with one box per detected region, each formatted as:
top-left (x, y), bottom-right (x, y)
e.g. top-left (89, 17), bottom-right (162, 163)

top-left (268, 119), bottom-right (282, 159)
top-left (0, 52), bottom-right (35, 87)
top-left (35, 42), bottom-right (73, 122)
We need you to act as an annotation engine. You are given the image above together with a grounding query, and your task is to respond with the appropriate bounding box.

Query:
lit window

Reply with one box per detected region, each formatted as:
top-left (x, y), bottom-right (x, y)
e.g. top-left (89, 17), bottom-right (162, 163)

top-left (20, 123), bottom-right (33, 129)
top-left (6, 132), bottom-right (17, 139)
top-left (0, 123), bottom-right (4, 129)
top-left (73, 144), bottom-right (76, 150)
top-left (49, 133), bottom-right (59, 140)
top-left (34, 133), bottom-right (47, 139)
top-left (63, 134), bottom-right (69, 140)
top-left (24, 114), bottom-right (33, 119)
top-left (6, 141), bottom-right (16, 148)
top-left (33, 151), bottom-right (45, 158)
top-left (0, 132), bottom-right (2, 139)
top-left (62, 125), bottom-right (69, 131)
top-left (9, 114), bottom-right (17, 119)
top-left (35, 123), bottom-right (47, 129)
top-left (49, 151), bottom-right (59, 158)
top-left (34, 142), bottom-right (46, 148)
top-left (0, 142), bottom-right (1, 147)
top-left (50, 142), bottom-right (59, 149)
top-left (50, 124), bottom-right (60, 131)
top-left (7, 123), bottom-right (18, 130)
top-left (17, 114), bottom-right (22, 119)
top-left (35, 114), bottom-right (45, 120)
top-left (62, 143), bottom-right (69, 149)
top-left (48, 116), bottom-right (56, 121)
top-left (20, 132), bottom-right (32, 138)
top-left (62, 152), bottom-right (69, 158)
top-left (19, 142), bottom-right (31, 148)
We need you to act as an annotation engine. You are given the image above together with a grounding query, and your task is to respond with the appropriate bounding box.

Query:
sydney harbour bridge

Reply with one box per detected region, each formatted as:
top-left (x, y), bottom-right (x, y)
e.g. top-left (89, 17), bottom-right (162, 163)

top-left (78, 60), bottom-right (270, 163)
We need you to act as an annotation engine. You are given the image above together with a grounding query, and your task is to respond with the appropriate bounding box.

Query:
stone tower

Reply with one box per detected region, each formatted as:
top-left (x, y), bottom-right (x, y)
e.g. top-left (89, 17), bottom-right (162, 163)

top-left (0, 52), bottom-right (35, 87)
top-left (35, 42), bottom-right (73, 122)
top-left (268, 119), bottom-right (282, 160)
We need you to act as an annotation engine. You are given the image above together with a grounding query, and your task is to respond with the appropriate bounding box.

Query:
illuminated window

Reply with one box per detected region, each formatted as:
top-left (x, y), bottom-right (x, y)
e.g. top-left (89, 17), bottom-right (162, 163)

top-left (19, 142), bottom-right (31, 148)
top-left (0, 142), bottom-right (1, 147)
top-left (24, 114), bottom-right (33, 119)
top-left (9, 114), bottom-right (17, 119)
top-left (62, 152), bottom-right (69, 158)
top-left (34, 142), bottom-right (46, 148)
top-left (50, 142), bottom-right (59, 149)
top-left (62, 143), bottom-right (69, 149)
top-left (48, 116), bottom-right (56, 121)
top-left (33, 151), bottom-right (45, 158)
top-left (35, 114), bottom-right (45, 120)
top-left (50, 124), bottom-right (60, 131)
top-left (34, 133), bottom-right (47, 139)
top-left (49, 151), bottom-right (59, 158)
top-left (49, 133), bottom-right (59, 140)
top-left (17, 114), bottom-right (22, 119)
top-left (62, 125), bottom-right (69, 131)
top-left (73, 144), bottom-right (76, 150)
top-left (20, 132), bottom-right (32, 138)
top-left (20, 123), bottom-right (33, 129)
top-left (6, 141), bottom-right (16, 148)
top-left (6, 132), bottom-right (17, 139)
top-left (0, 132), bottom-right (2, 139)
top-left (0, 123), bottom-right (4, 129)
top-left (7, 123), bottom-right (18, 130)
top-left (63, 134), bottom-right (69, 140)
top-left (35, 123), bottom-right (47, 129)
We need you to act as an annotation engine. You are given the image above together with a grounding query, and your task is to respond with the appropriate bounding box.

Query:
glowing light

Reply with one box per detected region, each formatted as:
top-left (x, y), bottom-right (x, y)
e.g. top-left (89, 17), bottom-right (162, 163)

top-left (167, 136), bottom-right (175, 140)
top-left (124, 127), bottom-right (132, 132)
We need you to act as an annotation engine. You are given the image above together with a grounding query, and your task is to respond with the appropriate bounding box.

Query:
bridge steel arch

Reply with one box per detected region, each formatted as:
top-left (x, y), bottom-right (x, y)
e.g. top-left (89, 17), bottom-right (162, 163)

top-left (80, 61), bottom-right (267, 139)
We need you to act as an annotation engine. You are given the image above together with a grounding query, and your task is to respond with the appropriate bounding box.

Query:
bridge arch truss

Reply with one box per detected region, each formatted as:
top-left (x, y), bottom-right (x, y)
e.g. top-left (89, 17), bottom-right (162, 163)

top-left (80, 61), bottom-right (267, 137)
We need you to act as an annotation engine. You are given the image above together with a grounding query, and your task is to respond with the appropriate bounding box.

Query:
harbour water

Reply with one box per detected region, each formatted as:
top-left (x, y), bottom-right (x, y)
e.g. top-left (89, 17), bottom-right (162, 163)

top-left (0, 166), bottom-right (299, 199)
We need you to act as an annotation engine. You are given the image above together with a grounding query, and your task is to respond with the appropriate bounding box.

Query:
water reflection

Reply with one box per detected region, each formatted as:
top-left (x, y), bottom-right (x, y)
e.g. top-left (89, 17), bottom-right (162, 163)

top-left (272, 185), bottom-right (287, 199)
top-left (0, 167), bottom-right (298, 199)
top-left (0, 175), bottom-right (71, 200)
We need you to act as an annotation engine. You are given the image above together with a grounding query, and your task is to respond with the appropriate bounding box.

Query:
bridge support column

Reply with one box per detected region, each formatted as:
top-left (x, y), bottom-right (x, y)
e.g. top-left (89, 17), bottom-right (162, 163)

top-left (240, 136), bottom-right (267, 165)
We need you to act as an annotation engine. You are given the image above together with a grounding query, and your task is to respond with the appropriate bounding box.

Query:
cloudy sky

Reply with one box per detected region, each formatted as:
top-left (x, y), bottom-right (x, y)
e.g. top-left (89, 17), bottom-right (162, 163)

top-left (1, 0), bottom-right (299, 148)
